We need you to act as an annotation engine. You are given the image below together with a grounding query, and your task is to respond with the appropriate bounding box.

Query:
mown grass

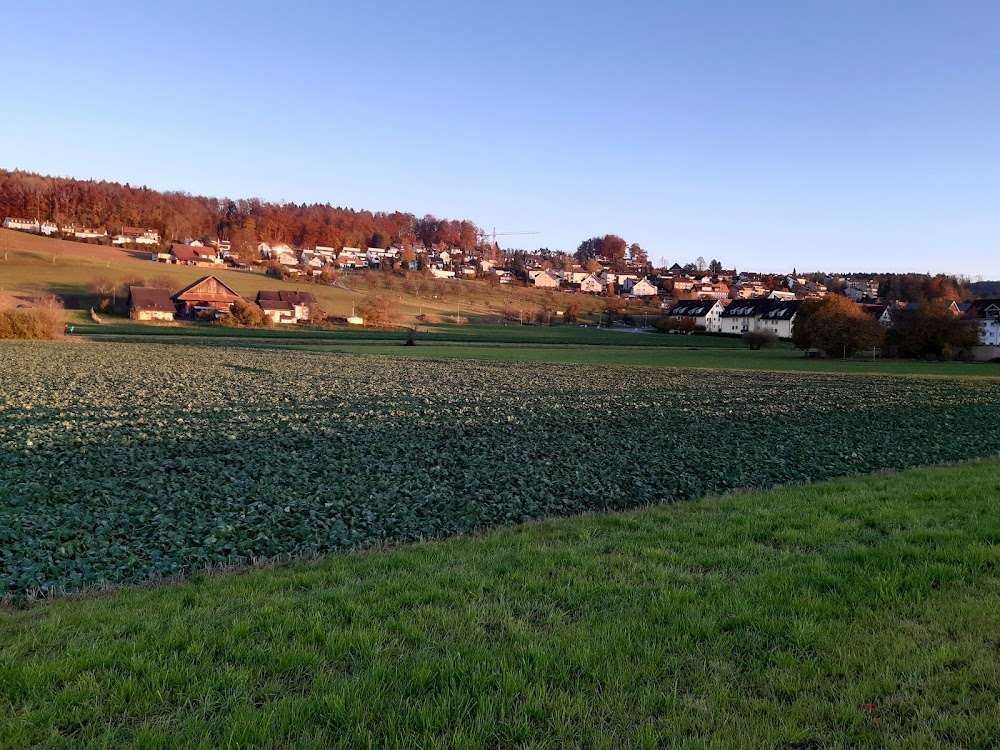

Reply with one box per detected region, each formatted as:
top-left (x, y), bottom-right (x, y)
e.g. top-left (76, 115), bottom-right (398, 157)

top-left (3, 461), bottom-right (999, 749)
top-left (294, 342), bottom-right (1000, 377)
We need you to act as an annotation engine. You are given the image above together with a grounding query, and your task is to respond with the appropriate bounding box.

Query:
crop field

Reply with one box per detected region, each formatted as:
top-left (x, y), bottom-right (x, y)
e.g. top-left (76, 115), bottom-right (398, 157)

top-left (3, 341), bottom-right (1000, 600)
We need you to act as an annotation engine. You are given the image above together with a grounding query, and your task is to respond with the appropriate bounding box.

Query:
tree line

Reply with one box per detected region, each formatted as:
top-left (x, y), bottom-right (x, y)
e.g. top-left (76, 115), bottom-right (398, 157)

top-left (0, 169), bottom-right (481, 255)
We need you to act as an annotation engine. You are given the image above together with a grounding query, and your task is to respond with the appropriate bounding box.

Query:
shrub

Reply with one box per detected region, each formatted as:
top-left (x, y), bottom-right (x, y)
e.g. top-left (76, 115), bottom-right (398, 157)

top-left (0, 308), bottom-right (63, 339)
top-left (219, 299), bottom-right (268, 327)
top-left (743, 329), bottom-right (779, 350)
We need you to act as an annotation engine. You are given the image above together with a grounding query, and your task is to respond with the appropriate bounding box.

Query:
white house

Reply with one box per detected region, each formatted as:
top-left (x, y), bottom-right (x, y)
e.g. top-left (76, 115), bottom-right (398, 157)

top-left (665, 299), bottom-right (725, 332)
top-left (964, 299), bottom-right (1000, 346)
top-left (40, 221), bottom-right (59, 235)
top-left (3, 217), bottom-right (39, 232)
top-left (720, 299), bottom-right (774, 335)
top-left (532, 270), bottom-right (561, 289)
top-left (630, 278), bottom-right (659, 297)
top-left (74, 227), bottom-right (107, 239)
top-left (767, 290), bottom-right (797, 301)
top-left (580, 274), bottom-right (604, 294)
top-left (757, 300), bottom-right (801, 339)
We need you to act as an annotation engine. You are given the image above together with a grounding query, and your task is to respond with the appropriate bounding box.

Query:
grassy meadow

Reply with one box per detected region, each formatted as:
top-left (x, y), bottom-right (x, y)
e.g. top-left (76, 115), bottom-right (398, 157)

top-left (3, 461), bottom-right (999, 748)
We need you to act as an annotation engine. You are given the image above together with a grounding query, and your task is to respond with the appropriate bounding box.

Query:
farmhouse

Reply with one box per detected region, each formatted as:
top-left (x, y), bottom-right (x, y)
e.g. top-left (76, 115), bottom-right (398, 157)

top-left (665, 299), bottom-right (725, 332)
top-left (127, 287), bottom-right (176, 322)
top-left (172, 276), bottom-right (242, 319)
top-left (255, 290), bottom-right (312, 324)
top-left (170, 243), bottom-right (219, 265)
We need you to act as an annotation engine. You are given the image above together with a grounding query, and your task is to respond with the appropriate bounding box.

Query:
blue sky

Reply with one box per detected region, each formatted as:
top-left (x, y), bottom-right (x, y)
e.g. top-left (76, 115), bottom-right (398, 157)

top-left (3, 1), bottom-right (998, 277)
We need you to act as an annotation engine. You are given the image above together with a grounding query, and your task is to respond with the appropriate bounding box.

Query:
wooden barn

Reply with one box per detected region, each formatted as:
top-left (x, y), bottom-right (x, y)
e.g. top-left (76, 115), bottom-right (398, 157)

top-left (127, 287), bottom-right (176, 321)
top-left (171, 276), bottom-right (242, 319)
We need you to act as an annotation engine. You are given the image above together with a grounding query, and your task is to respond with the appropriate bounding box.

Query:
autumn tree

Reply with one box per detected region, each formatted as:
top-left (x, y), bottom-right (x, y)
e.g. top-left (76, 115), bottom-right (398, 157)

top-left (357, 292), bottom-right (399, 326)
top-left (886, 302), bottom-right (979, 358)
top-left (794, 295), bottom-right (884, 357)
top-left (575, 237), bottom-right (603, 263)
top-left (602, 235), bottom-right (627, 270)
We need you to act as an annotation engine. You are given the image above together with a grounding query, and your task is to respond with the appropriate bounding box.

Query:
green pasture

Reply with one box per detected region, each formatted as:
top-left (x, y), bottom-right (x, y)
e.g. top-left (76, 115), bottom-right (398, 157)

top-left (3, 461), bottom-right (998, 748)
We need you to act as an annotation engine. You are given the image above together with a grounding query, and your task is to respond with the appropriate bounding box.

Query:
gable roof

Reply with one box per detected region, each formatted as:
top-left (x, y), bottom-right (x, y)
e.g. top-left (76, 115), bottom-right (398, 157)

top-left (170, 242), bottom-right (215, 262)
top-left (172, 276), bottom-right (242, 304)
top-left (965, 299), bottom-right (1000, 318)
top-left (127, 287), bottom-right (175, 312)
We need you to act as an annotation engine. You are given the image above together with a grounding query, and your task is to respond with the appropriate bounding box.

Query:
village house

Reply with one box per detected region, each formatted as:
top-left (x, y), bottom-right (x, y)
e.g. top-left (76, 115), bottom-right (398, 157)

top-left (169, 242), bottom-right (220, 266)
top-left (74, 227), bottom-right (108, 240)
top-left (579, 274), bottom-right (604, 294)
top-left (127, 287), bottom-right (176, 322)
top-left (255, 290), bottom-right (312, 324)
top-left (758, 300), bottom-right (802, 339)
top-left (557, 268), bottom-right (591, 285)
top-left (122, 226), bottom-right (161, 244)
top-left (720, 298), bottom-right (775, 335)
top-left (40, 221), bottom-right (59, 235)
top-left (961, 299), bottom-right (1000, 346)
top-left (665, 299), bottom-right (726, 332)
top-left (171, 276), bottom-right (242, 319)
top-left (532, 270), bottom-right (562, 289)
top-left (844, 278), bottom-right (879, 302)
top-left (2, 217), bottom-right (39, 232)
top-left (629, 277), bottom-right (659, 297)
top-left (767, 289), bottom-right (797, 301)
top-left (694, 282), bottom-right (729, 300)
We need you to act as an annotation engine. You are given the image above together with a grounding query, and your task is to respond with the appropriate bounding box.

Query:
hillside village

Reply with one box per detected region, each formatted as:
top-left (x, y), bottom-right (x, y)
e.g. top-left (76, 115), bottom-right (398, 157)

top-left (4, 215), bottom-right (999, 350)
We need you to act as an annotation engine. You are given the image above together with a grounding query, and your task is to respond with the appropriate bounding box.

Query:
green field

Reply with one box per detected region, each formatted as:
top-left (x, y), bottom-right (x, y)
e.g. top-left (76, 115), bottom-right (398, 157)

top-left (292, 342), bottom-right (1000, 376)
top-left (74, 323), bottom-right (743, 348)
top-left (4, 341), bottom-right (1000, 600)
top-left (3, 461), bottom-right (999, 748)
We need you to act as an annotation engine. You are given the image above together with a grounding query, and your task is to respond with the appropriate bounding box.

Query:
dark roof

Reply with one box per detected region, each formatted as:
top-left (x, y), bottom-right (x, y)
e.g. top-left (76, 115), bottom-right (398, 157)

top-left (760, 300), bottom-right (802, 321)
top-left (128, 286), bottom-right (175, 312)
top-left (255, 290), bottom-right (311, 305)
top-left (667, 300), bottom-right (719, 317)
top-left (721, 299), bottom-right (775, 318)
top-left (965, 299), bottom-right (1000, 317)
top-left (258, 299), bottom-right (294, 311)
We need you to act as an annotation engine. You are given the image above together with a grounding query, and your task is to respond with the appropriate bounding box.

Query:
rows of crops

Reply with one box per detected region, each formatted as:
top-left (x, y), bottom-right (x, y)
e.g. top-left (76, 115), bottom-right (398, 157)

top-left (3, 341), bottom-right (1000, 599)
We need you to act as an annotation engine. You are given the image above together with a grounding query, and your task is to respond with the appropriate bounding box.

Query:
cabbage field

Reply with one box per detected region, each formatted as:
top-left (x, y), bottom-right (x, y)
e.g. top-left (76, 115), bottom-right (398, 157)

top-left (3, 341), bottom-right (1000, 600)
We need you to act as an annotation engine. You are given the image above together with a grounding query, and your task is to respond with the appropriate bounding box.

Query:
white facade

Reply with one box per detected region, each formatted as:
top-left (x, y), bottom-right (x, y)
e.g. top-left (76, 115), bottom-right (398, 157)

top-left (3, 217), bottom-right (39, 231)
top-left (630, 278), bottom-right (658, 297)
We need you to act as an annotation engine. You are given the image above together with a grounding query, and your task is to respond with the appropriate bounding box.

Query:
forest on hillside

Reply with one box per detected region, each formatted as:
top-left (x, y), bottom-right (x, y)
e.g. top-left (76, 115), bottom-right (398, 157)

top-left (0, 169), bottom-right (480, 254)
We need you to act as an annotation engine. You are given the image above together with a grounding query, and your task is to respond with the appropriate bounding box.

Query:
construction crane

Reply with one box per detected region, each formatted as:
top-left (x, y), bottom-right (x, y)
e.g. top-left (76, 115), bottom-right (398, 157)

top-left (477, 228), bottom-right (539, 262)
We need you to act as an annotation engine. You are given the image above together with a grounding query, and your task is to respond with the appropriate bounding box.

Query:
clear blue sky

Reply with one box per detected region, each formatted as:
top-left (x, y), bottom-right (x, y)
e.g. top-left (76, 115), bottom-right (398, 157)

top-left (3, 0), bottom-right (998, 277)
